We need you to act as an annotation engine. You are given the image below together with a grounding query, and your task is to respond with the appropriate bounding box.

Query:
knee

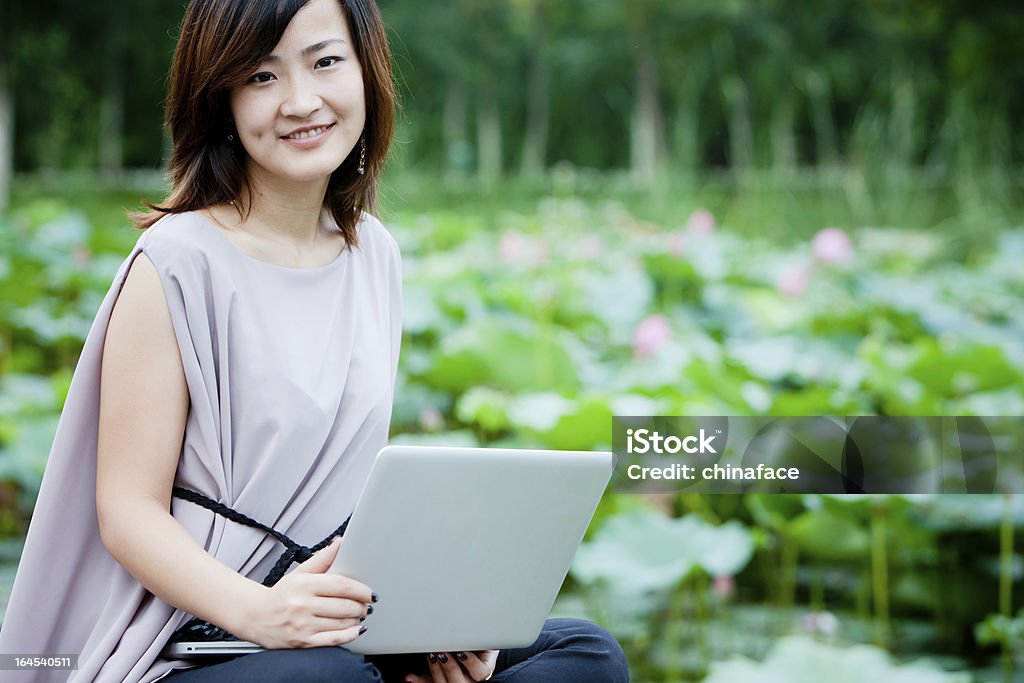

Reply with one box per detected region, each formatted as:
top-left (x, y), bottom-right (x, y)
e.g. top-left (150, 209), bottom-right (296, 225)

top-left (260, 646), bottom-right (381, 683)
top-left (546, 618), bottom-right (630, 683)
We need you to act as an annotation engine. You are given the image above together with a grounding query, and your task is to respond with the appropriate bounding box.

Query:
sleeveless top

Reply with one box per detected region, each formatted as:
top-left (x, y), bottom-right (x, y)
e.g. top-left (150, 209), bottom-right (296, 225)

top-left (0, 209), bottom-right (403, 682)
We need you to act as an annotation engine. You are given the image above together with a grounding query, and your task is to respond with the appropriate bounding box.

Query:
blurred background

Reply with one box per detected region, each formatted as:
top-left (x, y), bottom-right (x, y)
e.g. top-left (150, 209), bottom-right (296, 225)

top-left (1, 1), bottom-right (1022, 681)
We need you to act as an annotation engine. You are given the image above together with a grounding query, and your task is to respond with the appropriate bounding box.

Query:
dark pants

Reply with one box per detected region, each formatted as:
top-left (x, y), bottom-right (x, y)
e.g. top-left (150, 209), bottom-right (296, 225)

top-left (163, 618), bottom-right (629, 683)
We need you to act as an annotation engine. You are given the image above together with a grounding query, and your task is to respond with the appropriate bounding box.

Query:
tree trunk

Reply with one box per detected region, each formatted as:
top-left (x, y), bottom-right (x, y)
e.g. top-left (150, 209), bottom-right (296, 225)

top-left (887, 62), bottom-right (915, 170)
top-left (0, 60), bottom-right (12, 214)
top-left (99, 56), bottom-right (125, 180)
top-left (443, 78), bottom-right (469, 181)
top-left (519, 0), bottom-right (549, 178)
top-left (722, 74), bottom-right (753, 173)
top-left (672, 69), bottom-right (702, 174)
top-left (628, 2), bottom-right (666, 185)
top-left (0, 0), bottom-right (12, 213)
top-left (804, 69), bottom-right (838, 167)
top-left (771, 90), bottom-right (797, 172)
top-left (477, 84), bottom-right (502, 185)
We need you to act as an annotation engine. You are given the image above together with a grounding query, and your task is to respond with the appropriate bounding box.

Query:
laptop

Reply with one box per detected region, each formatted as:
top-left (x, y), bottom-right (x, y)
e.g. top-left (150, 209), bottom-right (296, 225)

top-left (163, 444), bottom-right (614, 658)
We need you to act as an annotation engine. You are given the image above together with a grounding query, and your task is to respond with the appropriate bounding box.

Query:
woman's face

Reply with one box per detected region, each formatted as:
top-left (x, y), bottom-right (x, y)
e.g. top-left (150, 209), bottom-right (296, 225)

top-left (229, 0), bottom-right (365, 188)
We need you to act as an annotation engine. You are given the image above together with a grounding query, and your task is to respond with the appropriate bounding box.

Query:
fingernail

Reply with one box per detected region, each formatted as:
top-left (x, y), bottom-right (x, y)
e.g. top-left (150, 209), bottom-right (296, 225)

top-left (367, 604), bottom-right (374, 615)
top-left (456, 651), bottom-right (468, 661)
top-left (438, 653), bottom-right (448, 663)
top-left (371, 592), bottom-right (379, 603)
top-left (359, 625), bottom-right (368, 635)
top-left (428, 653), bottom-right (437, 663)
top-left (359, 615), bottom-right (366, 622)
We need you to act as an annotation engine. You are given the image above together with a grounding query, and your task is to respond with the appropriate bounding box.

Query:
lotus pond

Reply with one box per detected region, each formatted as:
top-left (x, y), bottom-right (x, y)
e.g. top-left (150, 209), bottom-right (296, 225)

top-left (1, 172), bottom-right (1022, 681)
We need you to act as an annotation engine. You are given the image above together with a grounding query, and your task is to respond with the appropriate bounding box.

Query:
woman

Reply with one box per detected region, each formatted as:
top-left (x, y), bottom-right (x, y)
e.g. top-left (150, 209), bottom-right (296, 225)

top-left (0, 1), bottom-right (630, 681)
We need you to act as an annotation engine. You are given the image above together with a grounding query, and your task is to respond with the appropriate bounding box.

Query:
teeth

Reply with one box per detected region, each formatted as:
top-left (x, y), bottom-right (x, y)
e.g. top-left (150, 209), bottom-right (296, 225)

top-left (287, 126), bottom-right (328, 140)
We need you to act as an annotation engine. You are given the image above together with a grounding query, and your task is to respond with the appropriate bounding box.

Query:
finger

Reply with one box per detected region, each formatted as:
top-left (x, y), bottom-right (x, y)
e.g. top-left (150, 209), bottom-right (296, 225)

top-left (404, 676), bottom-right (429, 683)
top-left (307, 615), bottom-right (363, 633)
top-left (438, 652), bottom-right (471, 683)
top-left (305, 622), bottom-right (366, 648)
top-left (315, 574), bottom-right (376, 603)
top-left (481, 650), bottom-right (500, 681)
top-left (426, 653), bottom-right (453, 683)
top-left (311, 596), bottom-right (373, 620)
top-left (292, 537), bottom-right (341, 574)
top-left (455, 651), bottom-right (497, 681)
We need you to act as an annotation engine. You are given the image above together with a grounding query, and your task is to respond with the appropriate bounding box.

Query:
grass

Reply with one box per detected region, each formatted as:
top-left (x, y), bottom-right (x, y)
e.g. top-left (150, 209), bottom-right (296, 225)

top-left (9, 165), bottom-right (1023, 260)
top-left (377, 166), bottom-right (1023, 256)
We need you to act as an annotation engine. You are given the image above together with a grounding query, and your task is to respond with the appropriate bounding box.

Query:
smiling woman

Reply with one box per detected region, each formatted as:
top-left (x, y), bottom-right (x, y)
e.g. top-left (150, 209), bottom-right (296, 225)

top-left (133, 0), bottom-right (394, 250)
top-left (0, 1), bottom-right (629, 682)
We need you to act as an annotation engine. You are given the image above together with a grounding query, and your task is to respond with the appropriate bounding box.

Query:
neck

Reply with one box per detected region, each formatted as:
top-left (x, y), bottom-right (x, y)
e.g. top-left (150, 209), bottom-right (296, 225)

top-left (237, 166), bottom-right (332, 244)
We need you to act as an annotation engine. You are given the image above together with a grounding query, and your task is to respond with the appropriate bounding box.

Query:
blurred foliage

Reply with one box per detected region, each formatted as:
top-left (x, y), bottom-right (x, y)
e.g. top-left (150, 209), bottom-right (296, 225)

top-left (703, 635), bottom-right (971, 682)
top-left (2, 0), bottom-right (1023, 178)
top-left (2, 0), bottom-right (1023, 678)
top-left (975, 609), bottom-right (1024, 670)
top-left (1, 188), bottom-right (1021, 680)
top-left (571, 506), bottom-right (755, 594)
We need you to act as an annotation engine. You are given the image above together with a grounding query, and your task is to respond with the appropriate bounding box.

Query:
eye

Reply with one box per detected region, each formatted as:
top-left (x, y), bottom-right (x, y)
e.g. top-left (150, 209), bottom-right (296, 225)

top-left (316, 56), bottom-right (343, 69)
top-left (249, 71), bottom-right (275, 84)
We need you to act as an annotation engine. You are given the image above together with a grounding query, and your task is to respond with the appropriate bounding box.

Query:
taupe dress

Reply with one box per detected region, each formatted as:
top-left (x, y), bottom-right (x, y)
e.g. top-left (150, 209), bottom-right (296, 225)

top-left (0, 209), bottom-right (403, 682)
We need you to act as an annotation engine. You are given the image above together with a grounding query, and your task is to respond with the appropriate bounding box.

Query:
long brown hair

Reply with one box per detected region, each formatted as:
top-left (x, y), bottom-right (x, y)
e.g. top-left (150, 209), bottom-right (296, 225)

top-left (130, 0), bottom-right (396, 247)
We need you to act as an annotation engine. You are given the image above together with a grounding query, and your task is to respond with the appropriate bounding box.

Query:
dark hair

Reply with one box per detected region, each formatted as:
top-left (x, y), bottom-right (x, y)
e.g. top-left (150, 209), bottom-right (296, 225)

top-left (130, 0), bottom-right (396, 247)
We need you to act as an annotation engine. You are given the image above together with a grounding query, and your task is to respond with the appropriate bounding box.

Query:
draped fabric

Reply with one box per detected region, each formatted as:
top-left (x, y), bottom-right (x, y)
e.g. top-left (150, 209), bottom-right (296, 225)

top-left (0, 210), bottom-right (403, 682)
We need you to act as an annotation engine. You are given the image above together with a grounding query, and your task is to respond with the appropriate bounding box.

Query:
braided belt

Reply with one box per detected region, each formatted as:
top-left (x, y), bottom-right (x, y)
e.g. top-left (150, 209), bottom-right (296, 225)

top-left (168, 486), bottom-right (352, 643)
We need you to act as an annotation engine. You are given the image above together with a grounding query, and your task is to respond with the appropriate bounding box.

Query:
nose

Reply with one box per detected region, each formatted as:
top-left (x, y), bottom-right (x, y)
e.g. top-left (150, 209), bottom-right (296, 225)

top-left (280, 74), bottom-right (323, 119)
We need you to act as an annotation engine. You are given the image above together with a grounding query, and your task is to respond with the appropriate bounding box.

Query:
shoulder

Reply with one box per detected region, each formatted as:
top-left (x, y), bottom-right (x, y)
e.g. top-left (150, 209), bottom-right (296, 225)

top-left (354, 210), bottom-right (401, 261)
top-left (348, 211), bottom-right (402, 282)
top-left (134, 211), bottom-right (222, 274)
top-left (138, 210), bottom-right (213, 251)
top-left (117, 249), bottom-right (166, 317)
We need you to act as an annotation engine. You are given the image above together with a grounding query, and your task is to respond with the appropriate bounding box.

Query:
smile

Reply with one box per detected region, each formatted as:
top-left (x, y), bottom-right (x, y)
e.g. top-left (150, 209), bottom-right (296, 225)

top-left (284, 124), bottom-right (333, 140)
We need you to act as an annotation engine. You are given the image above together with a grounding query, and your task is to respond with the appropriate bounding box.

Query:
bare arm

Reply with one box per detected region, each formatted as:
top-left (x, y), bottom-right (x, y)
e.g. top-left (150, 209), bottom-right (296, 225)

top-left (96, 252), bottom-right (371, 648)
top-left (96, 252), bottom-right (263, 636)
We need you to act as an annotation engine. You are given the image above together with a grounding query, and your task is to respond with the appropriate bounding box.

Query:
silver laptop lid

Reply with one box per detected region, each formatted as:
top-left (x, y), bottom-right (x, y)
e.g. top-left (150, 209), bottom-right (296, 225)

top-left (330, 445), bottom-right (614, 655)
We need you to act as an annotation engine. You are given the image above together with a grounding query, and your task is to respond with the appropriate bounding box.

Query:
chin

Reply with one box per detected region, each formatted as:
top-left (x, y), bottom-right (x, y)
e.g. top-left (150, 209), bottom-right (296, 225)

top-left (271, 163), bottom-right (345, 184)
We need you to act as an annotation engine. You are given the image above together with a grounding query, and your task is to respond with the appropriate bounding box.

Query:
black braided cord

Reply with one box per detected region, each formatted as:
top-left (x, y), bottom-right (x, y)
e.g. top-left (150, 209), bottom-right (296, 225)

top-left (167, 486), bottom-right (352, 644)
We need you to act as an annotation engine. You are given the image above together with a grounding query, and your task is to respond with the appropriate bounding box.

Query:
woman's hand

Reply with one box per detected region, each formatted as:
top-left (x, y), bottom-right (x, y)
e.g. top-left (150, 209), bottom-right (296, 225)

top-left (404, 650), bottom-right (499, 683)
top-left (235, 536), bottom-right (375, 649)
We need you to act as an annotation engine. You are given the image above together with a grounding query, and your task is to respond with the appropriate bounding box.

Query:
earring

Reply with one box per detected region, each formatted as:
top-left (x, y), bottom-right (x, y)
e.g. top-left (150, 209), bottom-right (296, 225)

top-left (227, 133), bottom-right (235, 142)
top-left (357, 135), bottom-right (366, 175)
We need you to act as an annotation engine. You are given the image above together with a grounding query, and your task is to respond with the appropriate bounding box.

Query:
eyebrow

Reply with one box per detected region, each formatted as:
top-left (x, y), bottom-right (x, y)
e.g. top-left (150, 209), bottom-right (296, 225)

top-left (264, 39), bottom-right (347, 62)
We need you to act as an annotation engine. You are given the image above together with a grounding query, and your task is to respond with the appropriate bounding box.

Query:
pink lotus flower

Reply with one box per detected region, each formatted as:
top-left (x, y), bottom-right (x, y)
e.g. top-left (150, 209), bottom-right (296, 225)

top-left (418, 406), bottom-right (444, 432)
top-left (712, 574), bottom-right (736, 600)
top-left (811, 227), bottom-right (853, 264)
top-left (633, 314), bottom-right (671, 359)
top-left (499, 231), bottom-right (526, 265)
top-left (802, 610), bottom-right (840, 637)
top-left (580, 235), bottom-right (603, 260)
top-left (500, 231), bottom-right (550, 268)
top-left (72, 245), bottom-right (92, 268)
top-left (687, 209), bottom-right (716, 236)
top-left (777, 264), bottom-right (810, 298)
top-left (666, 230), bottom-right (687, 257)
